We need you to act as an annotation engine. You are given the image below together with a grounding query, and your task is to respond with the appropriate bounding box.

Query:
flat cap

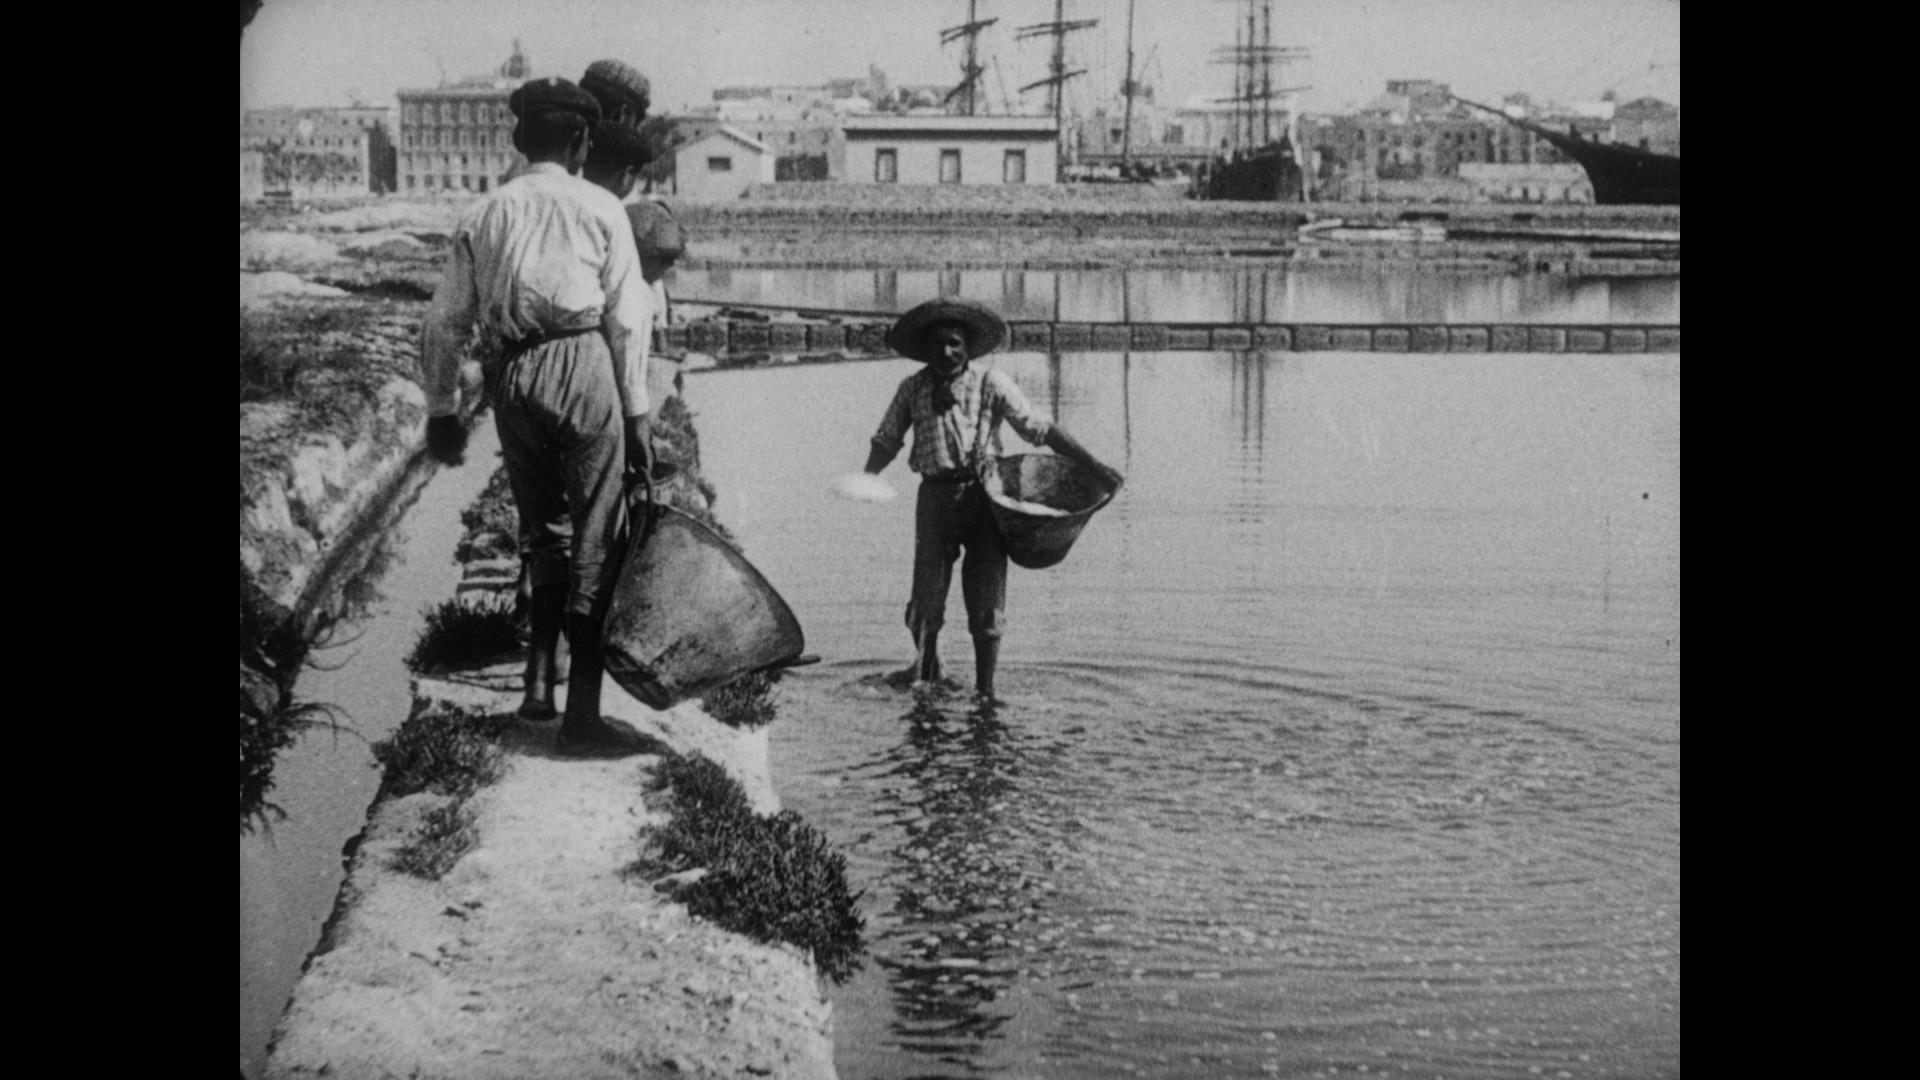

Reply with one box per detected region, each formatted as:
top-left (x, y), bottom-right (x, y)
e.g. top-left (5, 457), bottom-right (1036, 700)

top-left (581, 59), bottom-right (651, 111)
top-left (586, 120), bottom-right (654, 171)
top-left (508, 77), bottom-right (602, 122)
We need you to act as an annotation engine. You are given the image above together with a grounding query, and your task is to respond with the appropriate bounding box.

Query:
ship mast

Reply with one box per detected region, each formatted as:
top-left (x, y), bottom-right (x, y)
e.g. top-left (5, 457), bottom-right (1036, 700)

top-left (940, 1), bottom-right (998, 115)
top-left (1211, 0), bottom-right (1309, 155)
top-left (1017, 0), bottom-right (1098, 125)
top-left (1016, 0), bottom-right (1098, 177)
top-left (1120, 0), bottom-right (1137, 168)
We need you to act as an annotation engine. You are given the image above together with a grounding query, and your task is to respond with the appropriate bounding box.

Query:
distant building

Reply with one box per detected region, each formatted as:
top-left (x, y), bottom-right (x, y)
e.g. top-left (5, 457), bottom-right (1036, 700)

top-left (1458, 163), bottom-right (1593, 203)
top-left (831, 115), bottom-right (1059, 185)
top-left (396, 42), bottom-right (532, 195)
top-left (1610, 96), bottom-right (1681, 156)
top-left (240, 149), bottom-right (266, 202)
top-left (674, 125), bottom-right (774, 200)
top-left (240, 107), bottom-right (395, 197)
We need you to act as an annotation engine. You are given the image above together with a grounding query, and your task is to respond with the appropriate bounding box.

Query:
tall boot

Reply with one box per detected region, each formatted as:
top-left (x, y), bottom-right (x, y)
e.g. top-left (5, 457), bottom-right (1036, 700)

top-left (517, 585), bottom-right (565, 721)
top-left (973, 634), bottom-right (1001, 703)
top-left (555, 612), bottom-right (648, 756)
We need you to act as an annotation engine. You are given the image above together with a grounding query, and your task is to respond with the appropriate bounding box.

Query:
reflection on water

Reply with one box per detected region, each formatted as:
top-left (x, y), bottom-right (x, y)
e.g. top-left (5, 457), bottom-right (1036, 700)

top-left (674, 267), bottom-right (1679, 324)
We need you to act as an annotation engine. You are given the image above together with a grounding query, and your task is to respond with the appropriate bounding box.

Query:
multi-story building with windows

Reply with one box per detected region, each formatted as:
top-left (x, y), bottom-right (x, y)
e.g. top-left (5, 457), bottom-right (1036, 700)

top-left (240, 107), bottom-right (395, 197)
top-left (396, 43), bottom-right (532, 195)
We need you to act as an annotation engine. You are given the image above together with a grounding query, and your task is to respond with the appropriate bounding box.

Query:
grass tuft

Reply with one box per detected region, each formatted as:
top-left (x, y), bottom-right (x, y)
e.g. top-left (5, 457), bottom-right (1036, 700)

top-left (700, 670), bottom-right (781, 730)
top-left (455, 465), bottom-right (521, 563)
top-left (633, 752), bottom-right (867, 983)
top-left (405, 594), bottom-right (524, 673)
top-left (391, 801), bottom-right (481, 880)
top-left (371, 707), bottom-right (508, 801)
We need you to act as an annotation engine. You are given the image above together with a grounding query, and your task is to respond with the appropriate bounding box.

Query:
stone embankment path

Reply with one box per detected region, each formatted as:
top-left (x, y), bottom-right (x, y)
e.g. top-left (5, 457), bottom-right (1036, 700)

top-left (263, 668), bottom-right (836, 1080)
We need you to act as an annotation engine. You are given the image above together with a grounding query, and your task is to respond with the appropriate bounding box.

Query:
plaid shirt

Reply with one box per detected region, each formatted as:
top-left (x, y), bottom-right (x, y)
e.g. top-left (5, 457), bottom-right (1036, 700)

top-left (872, 361), bottom-right (1054, 476)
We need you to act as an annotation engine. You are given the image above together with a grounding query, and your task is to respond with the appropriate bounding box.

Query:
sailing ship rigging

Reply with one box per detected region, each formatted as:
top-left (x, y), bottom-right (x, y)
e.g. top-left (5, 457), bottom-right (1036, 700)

top-left (1195, 0), bottom-right (1311, 201)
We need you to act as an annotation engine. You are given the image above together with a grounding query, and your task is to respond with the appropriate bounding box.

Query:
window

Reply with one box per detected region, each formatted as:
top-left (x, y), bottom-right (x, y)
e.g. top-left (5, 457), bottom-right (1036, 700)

top-left (940, 149), bottom-right (962, 184)
top-left (404, 104), bottom-right (418, 124)
top-left (708, 156), bottom-right (733, 172)
top-left (874, 148), bottom-right (897, 183)
top-left (1003, 149), bottom-right (1026, 184)
top-left (1167, 123), bottom-right (1184, 145)
top-left (407, 175), bottom-right (416, 190)
top-left (477, 177), bottom-right (488, 193)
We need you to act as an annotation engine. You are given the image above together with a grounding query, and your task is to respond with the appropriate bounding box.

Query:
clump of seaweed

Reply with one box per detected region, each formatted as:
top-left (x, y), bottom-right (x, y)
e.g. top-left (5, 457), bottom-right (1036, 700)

top-left (631, 752), bottom-right (867, 983)
top-left (700, 670), bottom-right (781, 730)
top-left (371, 707), bottom-right (509, 801)
top-left (390, 801), bottom-right (481, 881)
top-left (404, 594), bottom-right (523, 673)
top-left (373, 706), bottom-right (510, 881)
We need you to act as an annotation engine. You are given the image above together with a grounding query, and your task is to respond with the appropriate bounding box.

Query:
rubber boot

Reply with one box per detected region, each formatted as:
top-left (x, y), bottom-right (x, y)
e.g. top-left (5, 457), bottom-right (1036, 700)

top-left (518, 585), bottom-right (564, 721)
top-left (555, 612), bottom-right (649, 757)
top-left (973, 633), bottom-right (1001, 703)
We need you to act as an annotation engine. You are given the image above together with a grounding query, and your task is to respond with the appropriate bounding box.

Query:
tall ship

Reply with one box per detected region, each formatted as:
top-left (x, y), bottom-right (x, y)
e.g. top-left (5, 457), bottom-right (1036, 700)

top-left (1194, 0), bottom-right (1309, 201)
top-left (1456, 97), bottom-right (1680, 206)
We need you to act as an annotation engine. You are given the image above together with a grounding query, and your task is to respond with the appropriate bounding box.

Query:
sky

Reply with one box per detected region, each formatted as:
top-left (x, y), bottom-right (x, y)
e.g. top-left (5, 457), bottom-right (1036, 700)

top-left (239, 0), bottom-right (1679, 118)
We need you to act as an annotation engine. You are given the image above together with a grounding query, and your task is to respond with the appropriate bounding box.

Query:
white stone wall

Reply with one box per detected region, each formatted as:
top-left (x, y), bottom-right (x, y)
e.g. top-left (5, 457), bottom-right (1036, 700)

top-left (838, 137), bottom-right (1058, 186)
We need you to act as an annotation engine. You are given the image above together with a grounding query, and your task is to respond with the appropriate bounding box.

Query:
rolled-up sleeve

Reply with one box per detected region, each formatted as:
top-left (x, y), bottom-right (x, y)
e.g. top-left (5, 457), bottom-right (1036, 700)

top-left (419, 231), bottom-right (479, 418)
top-left (870, 377), bottom-right (915, 456)
top-left (598, 202), bottom-right (653, 418)
top-left (987, 370), bottom-right (1052, 446)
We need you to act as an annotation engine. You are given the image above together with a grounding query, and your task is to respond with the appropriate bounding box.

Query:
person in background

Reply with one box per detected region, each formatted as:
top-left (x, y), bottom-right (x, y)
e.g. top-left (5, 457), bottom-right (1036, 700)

top-left (860, 299), bottom-right (1124, 703)
top-left (420, 77), bottom-right (655, 756)
top-left (579, 58), bottom-right (684, 327)
top-left (579, 58), bottom-right (651, 130)
top-left (579, 120), bottom-right (686, 330)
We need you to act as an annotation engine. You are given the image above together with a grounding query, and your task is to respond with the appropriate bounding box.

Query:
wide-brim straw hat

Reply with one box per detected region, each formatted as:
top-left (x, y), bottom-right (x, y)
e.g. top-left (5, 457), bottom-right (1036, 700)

top-left (886, 299), bottom-right (1009, 363)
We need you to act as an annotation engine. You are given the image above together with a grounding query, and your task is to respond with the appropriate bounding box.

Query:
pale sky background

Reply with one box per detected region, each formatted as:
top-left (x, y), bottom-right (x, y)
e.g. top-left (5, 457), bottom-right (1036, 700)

top-left (239, 0), bottom-right (1679, 118)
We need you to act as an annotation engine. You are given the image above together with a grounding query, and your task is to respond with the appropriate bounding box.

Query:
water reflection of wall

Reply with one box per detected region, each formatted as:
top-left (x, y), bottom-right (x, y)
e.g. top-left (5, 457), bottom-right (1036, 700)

top-left (678, 268), bottom-right (1679, 325)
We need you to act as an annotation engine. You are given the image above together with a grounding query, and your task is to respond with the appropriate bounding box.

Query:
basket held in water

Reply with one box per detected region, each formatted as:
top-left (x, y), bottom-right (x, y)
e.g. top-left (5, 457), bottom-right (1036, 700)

top-left (980, 453), bottom-right (1118, 570)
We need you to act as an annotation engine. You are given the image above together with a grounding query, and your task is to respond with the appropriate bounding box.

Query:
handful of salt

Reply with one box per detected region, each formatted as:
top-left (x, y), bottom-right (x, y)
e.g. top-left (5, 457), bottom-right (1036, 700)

top-left (993, 496), bottom-right (1070, 518)
top-left (830, 472), bottom-right (898, 504)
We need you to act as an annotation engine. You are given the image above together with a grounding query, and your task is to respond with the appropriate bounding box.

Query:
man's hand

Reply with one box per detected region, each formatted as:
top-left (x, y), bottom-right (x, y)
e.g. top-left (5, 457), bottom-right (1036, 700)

top-left (425, 414), bottom-right (468, 466)
top-left (623, 414), bottom-right (654, 482)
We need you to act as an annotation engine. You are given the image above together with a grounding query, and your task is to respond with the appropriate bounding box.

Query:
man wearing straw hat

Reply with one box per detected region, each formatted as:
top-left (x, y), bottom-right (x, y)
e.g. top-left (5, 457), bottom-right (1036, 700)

top-left (420, 76), bottom-right (655, 756)
top-left (862, 298), bottom-right (1124, 702)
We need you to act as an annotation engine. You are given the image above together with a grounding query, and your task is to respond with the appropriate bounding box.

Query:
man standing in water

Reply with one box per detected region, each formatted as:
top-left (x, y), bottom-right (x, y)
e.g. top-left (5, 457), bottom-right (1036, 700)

top-left (862, 299), bottom-right (1124, 702)
top-left (421, 77), bottom-right (654, 756)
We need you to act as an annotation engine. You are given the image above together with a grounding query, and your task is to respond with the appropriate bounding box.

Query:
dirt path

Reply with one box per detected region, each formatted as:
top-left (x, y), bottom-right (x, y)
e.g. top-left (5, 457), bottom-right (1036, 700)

top-left (263, 670), bottom-right (837, 1080)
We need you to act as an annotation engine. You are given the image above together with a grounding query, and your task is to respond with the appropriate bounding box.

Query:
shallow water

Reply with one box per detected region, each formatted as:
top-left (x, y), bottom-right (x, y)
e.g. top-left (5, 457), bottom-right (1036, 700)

top-left (690, 343), bottom-right (1679, 1079)
top-left (672, 266), bottom-right (1679, 325)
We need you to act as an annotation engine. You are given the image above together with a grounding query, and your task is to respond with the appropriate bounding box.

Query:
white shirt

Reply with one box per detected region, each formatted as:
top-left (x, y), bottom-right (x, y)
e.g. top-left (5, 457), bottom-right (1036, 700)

top-left (420, 162), bottom-right (652, 418)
